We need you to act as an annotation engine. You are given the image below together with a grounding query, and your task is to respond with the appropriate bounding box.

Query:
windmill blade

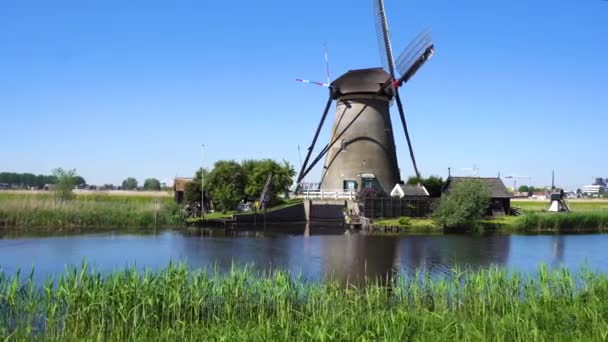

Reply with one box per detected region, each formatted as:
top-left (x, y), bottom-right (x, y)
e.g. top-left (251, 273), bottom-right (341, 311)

top-left (393, 88), bottom-right (421, 178)
top-left (374, 0), bottom-right (397, 78)
top-left (324, 44), bottom-right (331, 86)
top-left (373, 0), bottom-right (423, 178)
top-left (296, 78), bottom-right (330, 87)
top-left (295, 91), bottom-right (334, 190)
top-left (395, 28), bottom-right (434, 84)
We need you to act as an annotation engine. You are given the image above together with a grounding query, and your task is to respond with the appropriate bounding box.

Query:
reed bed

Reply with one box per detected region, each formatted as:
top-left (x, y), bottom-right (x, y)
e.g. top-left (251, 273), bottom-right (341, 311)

top-left (1, 264), bottom-right (608, 340)
top-left (0, 193), bottom-right (179, 230)
top-left (513, 212), bottom-right (608, 232)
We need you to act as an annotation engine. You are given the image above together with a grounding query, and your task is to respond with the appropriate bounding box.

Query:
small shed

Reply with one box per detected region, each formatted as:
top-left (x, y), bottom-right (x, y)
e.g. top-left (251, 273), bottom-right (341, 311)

top-left (390, 183), bottom-right (430, 199)
top-left (442, 177), bottom-right (512, 215)
top-left (173, 177), bottom-right (192, 204)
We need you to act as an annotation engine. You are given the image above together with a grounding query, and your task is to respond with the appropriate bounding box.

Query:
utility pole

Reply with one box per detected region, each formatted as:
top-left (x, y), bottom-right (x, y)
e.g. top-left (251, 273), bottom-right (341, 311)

top-left (201, 144), bottom-right (205, 219)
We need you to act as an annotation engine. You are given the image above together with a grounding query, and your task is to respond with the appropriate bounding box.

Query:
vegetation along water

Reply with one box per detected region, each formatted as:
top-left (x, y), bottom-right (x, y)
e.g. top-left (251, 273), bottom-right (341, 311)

top-left (1, 264), bottom-right (608, 340)
top-left (0, 192), bottom-right (180, 231)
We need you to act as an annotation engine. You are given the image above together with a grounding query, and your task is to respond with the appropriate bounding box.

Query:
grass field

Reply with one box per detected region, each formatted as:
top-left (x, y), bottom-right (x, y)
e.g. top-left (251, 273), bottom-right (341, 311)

top-left (0, 191), bottom-right (180, 231)
top-left (1, 264), bottom-right (607, 340)
top-left (512, 199), bottom-right (608, 212)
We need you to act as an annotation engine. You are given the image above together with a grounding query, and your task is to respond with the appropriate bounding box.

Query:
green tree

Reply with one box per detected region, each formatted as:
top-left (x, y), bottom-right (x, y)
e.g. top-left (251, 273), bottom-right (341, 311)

top-left (433, 179), bottom-right (491, 230)
top-left (406, 175), bottom-right (445, 198)
top-left (143, 178), bottom-right (161, 191)
top-left (122, 177), bottom-right (138, 190)
top-left (518, 185), bottom-right (529, 193)
top-left (73, 176), bottom-right (86, 186)
top-left (206, 161), bottom-right (246, 212)
top-left (52, 168), bottom-right (77, 201)
top-left (243, 159), bottom-right (295, 205)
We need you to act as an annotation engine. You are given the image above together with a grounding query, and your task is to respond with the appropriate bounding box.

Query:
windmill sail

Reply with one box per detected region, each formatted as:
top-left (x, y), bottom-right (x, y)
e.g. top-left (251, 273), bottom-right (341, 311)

top-left (374, 0), bottom-right (396, 78)
top-left (395, 28), bottom-right (433, 77)
top-left (373, 0), bottom-right (425, 178)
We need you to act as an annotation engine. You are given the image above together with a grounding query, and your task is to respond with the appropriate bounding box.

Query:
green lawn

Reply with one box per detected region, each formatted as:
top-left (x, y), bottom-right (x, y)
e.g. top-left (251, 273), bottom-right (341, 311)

top-left (512, 199), bottom-right (608, 212)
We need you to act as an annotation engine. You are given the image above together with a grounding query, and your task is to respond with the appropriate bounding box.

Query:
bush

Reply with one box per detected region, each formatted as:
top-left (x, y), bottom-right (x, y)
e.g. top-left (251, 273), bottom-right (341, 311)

top-left (398, 216), bottom-right (411, 226)
top-left (433, 179), bottom-right (491, 229)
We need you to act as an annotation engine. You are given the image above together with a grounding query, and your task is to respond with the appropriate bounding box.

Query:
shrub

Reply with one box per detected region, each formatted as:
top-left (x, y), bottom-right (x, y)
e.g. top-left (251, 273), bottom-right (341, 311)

top-left (433, 179), bottom-right (491, 229)
top-left (398, 216), bottom-right (411, 226)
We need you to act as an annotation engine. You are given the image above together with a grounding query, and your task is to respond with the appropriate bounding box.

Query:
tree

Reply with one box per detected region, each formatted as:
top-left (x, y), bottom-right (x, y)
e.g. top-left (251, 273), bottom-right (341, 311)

top-left (206, 161), bottom-right (246, 212)
top-left (143, 178), bottom-right (161, 191)
top-left (52, 168), bottom-right (77, 201)
top-left (122, 178), bottom-right (138, 190)
top-left (243, 159), bottom-right (296, 205)
top-left (518, 185), bottom-right (529, 193)
top-left (433, 179), bottom-right (491, 230)
top-left (406, 175), bottom-right (445, 198)
top-left (73, 176), bottom-right (86, 186)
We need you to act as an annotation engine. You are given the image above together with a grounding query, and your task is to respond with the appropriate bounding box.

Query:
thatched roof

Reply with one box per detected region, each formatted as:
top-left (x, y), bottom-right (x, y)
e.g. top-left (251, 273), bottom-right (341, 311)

top-left (443, 177), bottom-right (512, 199)
top-left (173, 177), bottom-right (192, 192)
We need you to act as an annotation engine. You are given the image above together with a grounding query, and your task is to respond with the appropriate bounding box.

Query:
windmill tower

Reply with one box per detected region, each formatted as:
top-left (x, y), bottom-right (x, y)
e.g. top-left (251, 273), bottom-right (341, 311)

top-left (295, 0), bottom-right (434, 194)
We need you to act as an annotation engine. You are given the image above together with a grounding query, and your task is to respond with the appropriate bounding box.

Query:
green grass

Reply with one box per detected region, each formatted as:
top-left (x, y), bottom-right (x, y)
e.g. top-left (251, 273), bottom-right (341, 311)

top-left (372, 217), bottom-right (439, 232)
top-left (1, 264), bottom-right (608, 340)
top-left (511, 212), bottom-right (608, 232)
top-left (0, 192), bottom-right (180, 231)
top-left (513, 199), bottom-right (608, 212)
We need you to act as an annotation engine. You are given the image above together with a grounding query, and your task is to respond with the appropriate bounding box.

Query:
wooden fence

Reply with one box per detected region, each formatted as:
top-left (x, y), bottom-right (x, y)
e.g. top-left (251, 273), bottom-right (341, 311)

top-left (362, 197), bottom-right (432, 218)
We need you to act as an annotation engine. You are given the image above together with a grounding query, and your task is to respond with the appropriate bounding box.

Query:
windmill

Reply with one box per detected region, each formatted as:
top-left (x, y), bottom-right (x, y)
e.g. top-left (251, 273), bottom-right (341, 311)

top-left (295, 0), bottom-right (434, 194)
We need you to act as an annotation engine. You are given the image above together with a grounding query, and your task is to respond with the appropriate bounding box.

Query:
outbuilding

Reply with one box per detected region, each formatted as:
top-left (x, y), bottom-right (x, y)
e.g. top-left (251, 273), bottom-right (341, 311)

top-left (442, 177), bottom-right (512, 215)
top-left (173, 177), bottom-right (192, 204)
top-left (390, 183), bottom-right (430, 199)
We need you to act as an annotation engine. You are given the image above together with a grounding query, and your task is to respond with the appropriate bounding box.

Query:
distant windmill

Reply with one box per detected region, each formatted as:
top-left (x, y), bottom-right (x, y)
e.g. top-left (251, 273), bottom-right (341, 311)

top-left (295, 0), bottom-right (434, 193)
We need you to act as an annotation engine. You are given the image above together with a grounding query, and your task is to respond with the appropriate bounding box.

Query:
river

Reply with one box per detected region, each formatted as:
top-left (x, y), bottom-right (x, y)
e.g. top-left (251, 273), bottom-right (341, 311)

top-left (1, 226), bottom-right (607, 285)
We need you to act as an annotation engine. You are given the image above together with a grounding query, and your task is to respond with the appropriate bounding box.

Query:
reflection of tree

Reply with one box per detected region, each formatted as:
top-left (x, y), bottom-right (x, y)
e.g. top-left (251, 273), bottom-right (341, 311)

top-left (396, 235), bottom-right (511, 275)
top-left (321, 235), bottom-right (397, 287)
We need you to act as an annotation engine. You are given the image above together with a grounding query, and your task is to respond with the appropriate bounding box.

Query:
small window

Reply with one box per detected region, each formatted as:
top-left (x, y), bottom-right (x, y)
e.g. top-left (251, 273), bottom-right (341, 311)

top-left (341, 139), bottom-right (347, 151)
top-left (343, 180), bottom-right (357, 191)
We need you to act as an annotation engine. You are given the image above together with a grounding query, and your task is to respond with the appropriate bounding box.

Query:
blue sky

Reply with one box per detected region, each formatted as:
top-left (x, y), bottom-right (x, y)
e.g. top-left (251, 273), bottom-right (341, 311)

top-left (1, 0), bottom-right (606, 189)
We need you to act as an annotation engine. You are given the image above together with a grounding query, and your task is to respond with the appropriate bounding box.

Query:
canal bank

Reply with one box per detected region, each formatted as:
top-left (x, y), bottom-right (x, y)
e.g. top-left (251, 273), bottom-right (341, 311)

top-left (2, 229), bottom-right (608, 340)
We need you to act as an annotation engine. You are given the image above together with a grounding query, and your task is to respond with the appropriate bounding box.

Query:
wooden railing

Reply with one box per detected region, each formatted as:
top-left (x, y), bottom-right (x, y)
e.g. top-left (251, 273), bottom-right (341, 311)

top-left (298, 189), bottom-right (356, 200)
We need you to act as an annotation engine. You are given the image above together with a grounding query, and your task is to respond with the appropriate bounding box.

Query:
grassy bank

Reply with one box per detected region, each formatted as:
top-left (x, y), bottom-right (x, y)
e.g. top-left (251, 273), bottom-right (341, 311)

top-left (1, 264), bottom-right (608, 340)
top-left (0, 192), bottom-right (180, 231)
top-left (371, 217), bottom-right (439, 232)
top-left (511, 212), bottom-right (608, 232)
top-left (373, 212), bottom-right (608, 234)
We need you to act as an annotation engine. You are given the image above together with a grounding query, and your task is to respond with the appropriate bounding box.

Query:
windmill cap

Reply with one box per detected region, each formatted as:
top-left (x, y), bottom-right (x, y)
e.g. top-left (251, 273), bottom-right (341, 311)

top-left (331, 68), bottom-right (393, 98)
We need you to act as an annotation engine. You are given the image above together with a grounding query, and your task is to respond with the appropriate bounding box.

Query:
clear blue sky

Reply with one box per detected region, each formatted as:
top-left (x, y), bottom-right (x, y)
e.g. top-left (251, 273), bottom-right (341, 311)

top-left (1, 0), bottom-right (606, 189)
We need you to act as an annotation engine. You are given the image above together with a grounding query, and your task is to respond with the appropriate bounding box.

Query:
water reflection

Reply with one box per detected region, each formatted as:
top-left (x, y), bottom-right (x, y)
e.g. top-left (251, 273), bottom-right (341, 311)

top-left (321, 235), bottom-right (397, 287)
top-left (0, 228), bottom-right (607, 284)
top-left (396, 235), bottom-right (511, 275)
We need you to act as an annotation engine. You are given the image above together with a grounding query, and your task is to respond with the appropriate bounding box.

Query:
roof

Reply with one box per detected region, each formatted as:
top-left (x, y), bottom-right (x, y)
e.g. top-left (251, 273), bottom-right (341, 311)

top-left (173, 177), bottom-right (193, 192)
top-left (391, 183), bottom-right (430, 197)
top-left (331, 68), bottom-right (392, 97)
top-left (443, 177), bottom-right (512, 199)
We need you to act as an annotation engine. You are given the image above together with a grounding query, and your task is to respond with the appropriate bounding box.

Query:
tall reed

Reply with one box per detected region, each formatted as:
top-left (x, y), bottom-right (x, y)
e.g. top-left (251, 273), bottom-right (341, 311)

top-left (513, 212), bottom-right (608, 231)
top-left (0, 193), bottom-right (180, 230)
top-left (1, 264), bottom-right (607, 340)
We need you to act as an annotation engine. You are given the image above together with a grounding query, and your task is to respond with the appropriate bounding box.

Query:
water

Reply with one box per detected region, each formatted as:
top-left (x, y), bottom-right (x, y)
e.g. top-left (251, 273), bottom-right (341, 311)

top-left (1, 226), bottom-right (607, 284)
